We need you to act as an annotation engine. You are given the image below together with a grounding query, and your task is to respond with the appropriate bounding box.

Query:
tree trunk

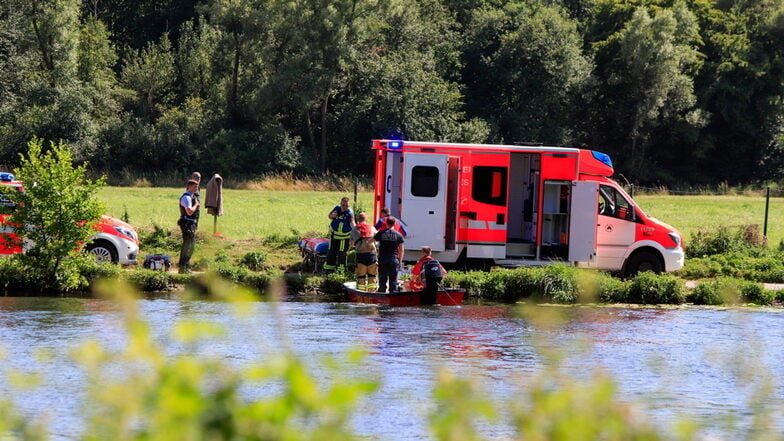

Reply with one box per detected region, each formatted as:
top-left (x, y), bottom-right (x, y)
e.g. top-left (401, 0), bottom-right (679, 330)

top-left (29, 1), bottom-right (55, 87)
top-left (229, 30), bottom-right (241, 126)
top-left (319, 95), bottom-right (329, 171)
top-left (305, 109), bottom-right (318, 163)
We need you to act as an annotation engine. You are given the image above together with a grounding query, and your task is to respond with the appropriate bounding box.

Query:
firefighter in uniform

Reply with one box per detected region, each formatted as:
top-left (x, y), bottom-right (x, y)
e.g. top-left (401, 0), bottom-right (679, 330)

top-left (350, 212), bottom-right (377, 290)
top-left (323, 197), bottom-right (355, 272)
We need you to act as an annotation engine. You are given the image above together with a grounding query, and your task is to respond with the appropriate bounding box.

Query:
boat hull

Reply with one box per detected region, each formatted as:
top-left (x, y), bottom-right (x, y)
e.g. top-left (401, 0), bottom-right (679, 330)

top-left (344, 282), bottom-right (464, 306)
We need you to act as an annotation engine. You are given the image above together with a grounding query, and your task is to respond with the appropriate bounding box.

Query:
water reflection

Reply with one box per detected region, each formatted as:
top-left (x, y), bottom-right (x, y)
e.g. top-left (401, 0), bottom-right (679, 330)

top-left (0, 297), bottom-right (782, 440)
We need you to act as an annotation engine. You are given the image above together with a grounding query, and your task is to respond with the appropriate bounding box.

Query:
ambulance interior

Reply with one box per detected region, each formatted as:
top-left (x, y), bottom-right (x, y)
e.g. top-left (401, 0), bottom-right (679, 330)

top-left (504, 153), bottom-right (572, 261)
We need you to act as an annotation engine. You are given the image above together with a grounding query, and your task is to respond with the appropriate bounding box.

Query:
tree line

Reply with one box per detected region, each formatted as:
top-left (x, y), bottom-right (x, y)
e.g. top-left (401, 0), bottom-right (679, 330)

top-left (0, 0), bottom-right (782, 185)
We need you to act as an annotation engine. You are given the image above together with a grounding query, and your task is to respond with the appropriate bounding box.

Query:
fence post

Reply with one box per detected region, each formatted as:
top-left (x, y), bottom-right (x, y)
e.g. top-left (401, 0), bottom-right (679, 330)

top-left (764, 186), bottom-right (770, 238)
top-left (353, 177), bottom-right (358, 206)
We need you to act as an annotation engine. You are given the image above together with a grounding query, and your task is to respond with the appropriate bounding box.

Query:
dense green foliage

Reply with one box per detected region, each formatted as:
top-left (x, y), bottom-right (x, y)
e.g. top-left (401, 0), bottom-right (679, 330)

top-left (687, 277), bottom-right (773, 305)
top-left (1, 0), bottom-right (783, 184)
top-left (6, 138), bottom-right (105, 291)
top-left (680, 224), bottom-right (784, 282)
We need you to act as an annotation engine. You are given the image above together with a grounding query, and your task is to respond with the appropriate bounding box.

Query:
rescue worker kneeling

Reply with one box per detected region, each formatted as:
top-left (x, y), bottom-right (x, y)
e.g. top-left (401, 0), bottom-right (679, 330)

top-left (349, 212), bottom-right (378, 290)
top-left (411, 246), bottom-right (447, 303)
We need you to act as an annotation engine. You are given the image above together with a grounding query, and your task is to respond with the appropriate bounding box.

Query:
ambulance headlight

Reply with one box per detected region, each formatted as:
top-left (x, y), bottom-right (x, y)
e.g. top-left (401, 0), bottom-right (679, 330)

top-left (114, 225), bottom-right (138, 241)
top-left (668, 232), bottom-right (681, 248)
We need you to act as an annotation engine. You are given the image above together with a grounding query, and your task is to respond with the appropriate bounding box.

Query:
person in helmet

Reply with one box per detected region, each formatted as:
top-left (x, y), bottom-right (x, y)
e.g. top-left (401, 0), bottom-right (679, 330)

top-left (323, 197), bottom-right (355, 272)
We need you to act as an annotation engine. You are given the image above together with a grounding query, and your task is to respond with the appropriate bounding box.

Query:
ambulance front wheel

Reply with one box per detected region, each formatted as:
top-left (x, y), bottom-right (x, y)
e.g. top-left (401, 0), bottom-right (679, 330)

top-left (624, 251), bottom-right (663, 277)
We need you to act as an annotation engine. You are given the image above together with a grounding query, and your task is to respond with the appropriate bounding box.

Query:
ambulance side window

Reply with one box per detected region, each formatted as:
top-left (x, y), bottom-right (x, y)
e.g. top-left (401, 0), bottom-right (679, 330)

top-left (472, 166), bottom-right (507, 206)
top-left (599, 185), bottom-right (634, 221)
top-left (411, 166), bottom-right (439, 197)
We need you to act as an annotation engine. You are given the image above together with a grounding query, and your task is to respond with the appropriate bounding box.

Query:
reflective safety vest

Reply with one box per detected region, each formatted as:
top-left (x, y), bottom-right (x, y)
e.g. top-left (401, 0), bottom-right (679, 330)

top-left (330, 206), bottom-right (354, 238)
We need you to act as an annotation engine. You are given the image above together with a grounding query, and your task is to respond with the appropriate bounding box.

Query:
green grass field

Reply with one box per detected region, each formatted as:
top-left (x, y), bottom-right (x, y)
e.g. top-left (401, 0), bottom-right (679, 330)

top-left (98, 187), bottom-right (784, 266)
top-left (99, 187), bottom-right (375, 239)
top-left (634, 194), bottom-right (784, 247)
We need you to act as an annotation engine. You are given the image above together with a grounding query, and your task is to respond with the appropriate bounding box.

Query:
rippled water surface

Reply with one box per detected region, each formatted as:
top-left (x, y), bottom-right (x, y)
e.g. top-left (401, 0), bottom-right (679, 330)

top-left (1, 296), bottom-right (783, 440)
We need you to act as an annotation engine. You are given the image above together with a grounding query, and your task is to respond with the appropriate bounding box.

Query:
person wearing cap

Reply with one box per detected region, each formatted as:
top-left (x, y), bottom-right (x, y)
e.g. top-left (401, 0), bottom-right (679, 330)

top-left (178, 179), bottom-right (200, 273)
top-left (191, 171), bottom-right (202, 204)
top-left (323, 197), bottom-right (355, 273)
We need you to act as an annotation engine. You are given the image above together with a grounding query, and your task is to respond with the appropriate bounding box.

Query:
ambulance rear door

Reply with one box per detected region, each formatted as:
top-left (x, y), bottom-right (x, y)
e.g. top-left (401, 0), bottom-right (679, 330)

top-left (401, 153), bottom-right (448, 251)
top-left (568, 181), bottom-right (598, 263)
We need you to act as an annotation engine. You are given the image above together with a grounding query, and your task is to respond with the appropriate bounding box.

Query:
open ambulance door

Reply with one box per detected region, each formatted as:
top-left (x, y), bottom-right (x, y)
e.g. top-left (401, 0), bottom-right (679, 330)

top-left (568, 181), bottom-right (598, 263)
top-left (383, 150), bottom-right (403, 218)
top-left (401, 153), bottom-right (448, 252)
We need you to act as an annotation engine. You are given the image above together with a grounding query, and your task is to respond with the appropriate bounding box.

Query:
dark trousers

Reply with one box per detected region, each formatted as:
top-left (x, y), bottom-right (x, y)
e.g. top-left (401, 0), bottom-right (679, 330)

top-left (179, 220), bottom-right (197, 269)
top-left (324, 236), bottom-right (349, 272)
top-left (378, 261), bottom-right (399, 292)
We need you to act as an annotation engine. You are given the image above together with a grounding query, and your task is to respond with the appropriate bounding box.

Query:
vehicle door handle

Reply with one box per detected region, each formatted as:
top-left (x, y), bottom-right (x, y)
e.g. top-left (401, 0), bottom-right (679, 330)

top-left (460, 211), bottom-right (477, 220)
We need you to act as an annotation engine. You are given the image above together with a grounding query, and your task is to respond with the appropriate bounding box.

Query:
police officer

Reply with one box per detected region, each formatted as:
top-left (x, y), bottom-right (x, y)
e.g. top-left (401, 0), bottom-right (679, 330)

top-left (178, 179), bottom-right (200, 273)
top-left (374, 216), bottom-right (405, 292)
top-left (323, 197), bottom-right (354, 272)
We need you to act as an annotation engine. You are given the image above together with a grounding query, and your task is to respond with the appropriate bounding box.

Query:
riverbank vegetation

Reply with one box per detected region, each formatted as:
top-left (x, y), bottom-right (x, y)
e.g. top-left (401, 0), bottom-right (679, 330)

top-left (1, 0), bottom-right (784, 186)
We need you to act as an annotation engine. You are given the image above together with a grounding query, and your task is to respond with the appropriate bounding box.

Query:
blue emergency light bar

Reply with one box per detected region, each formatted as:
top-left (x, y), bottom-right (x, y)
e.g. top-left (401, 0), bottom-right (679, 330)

top-left (388, 141), bottom-right (403, 149)
top-left (591, 151), bottom-right (613, 168)
top-left (0, 172), bottom-right (15, 182)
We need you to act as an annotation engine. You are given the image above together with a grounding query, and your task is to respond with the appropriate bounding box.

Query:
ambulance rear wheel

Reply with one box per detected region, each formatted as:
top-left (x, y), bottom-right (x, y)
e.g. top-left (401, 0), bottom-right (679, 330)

top-left (624, 251), bottom-right (663, 277)
top-left (86, 240), bottom-right (118, 264)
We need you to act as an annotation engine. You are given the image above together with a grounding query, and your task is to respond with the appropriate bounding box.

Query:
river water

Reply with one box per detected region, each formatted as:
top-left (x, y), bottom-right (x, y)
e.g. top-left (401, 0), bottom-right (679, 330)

top-left (1, 296), bottom-right (783, 440)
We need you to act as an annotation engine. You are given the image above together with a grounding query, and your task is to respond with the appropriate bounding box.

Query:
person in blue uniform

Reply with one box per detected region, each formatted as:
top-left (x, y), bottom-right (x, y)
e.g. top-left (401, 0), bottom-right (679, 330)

top-left (323, 197), bottom-right (355, 272)
top-left (374, 217), bottom-right (405, 292)
top-left (178, 179), bottom-right (200, 273)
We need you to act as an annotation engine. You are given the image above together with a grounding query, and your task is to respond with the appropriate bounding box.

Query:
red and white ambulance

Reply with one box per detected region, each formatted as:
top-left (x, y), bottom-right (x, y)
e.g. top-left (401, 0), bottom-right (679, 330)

top-left (371, 140), bottom-right (684, 275)
top-left (0, 173), bottom-right (139, 264)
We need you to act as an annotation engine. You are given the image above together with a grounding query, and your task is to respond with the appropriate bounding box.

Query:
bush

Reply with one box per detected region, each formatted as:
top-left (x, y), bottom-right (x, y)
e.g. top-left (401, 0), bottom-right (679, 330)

top-left (239, 251), bottom-right (267, 271)
top-left (688, 279), bottom-right (735, 305)
top-left (740, 282), bottom-right (775, 305)
top-left (596, 275), bottom-right (630, 303)
top-left (680, 249), bottom-right (784, 283)
top-left (627, 272), bottom-right (686, 304)
top-left (442, 270), bottom-right (487, 297)
top-left (124, 268), bottom-right (173, 291)
top-left (686, 225), bottom-right (762, 258)
top-left (688, 277), bottom-right (773, 305)
top-left (535, 265), bottom-right (579, 303)
top-left (503, 267), bottom-right (540, 302)
top-left (8, 138), bottom-right (105, 290)
top-left (139, 223), bottom-right (179, 250)
top-left (77, 258), bottom-right (122, 285)
top-left (480, 270), bottom-right (511, 301)
top-left (320, 272), bottom-right (351, 293)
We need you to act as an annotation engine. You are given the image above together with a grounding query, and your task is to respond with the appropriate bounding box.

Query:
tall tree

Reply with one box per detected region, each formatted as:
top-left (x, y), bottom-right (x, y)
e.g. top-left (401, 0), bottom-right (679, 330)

top-left (463, 0), bottom-right (592, 145)
top-left (587, 2), bottom-right (705, 180)
top-left (120, 34), bottom-right (176, 121)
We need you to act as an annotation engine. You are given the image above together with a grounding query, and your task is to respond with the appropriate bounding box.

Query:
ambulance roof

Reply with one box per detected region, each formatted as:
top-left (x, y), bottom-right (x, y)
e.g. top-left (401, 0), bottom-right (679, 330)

top-left (373, 139), bottom-right (579, 154)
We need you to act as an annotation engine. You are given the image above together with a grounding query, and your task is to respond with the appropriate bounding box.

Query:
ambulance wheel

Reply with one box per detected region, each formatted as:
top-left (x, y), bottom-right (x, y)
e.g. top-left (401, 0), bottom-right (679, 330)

top-left (624, 251), bottom-right (662, 277)
top-left (86, 240), bottom-right (118, 264)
